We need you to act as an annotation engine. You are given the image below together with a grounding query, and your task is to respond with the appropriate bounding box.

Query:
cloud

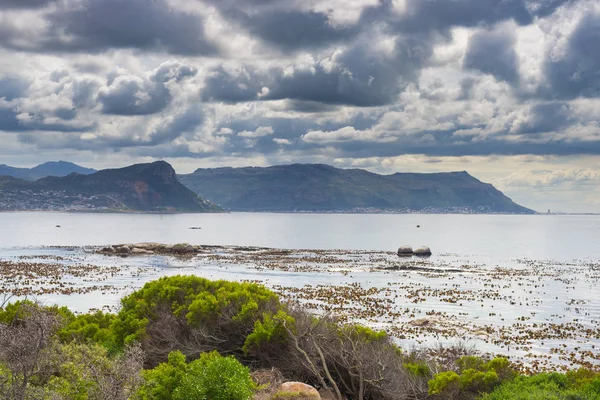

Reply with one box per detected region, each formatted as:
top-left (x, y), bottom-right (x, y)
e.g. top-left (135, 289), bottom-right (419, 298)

top-left (543, 11), bottom-right (600, 99)
top-left (303, 126), bottom-right (379, 143)
top-left (512, 102), bottom-right (576, 134)
top-left (1, 0), bottom-right (600, 214)
top-left (0, 76), bottom-right (30, 101)
top-left (0, 0), bottom-right (55, 9)
top-left (203, 33), bottom-right (431, 107)
top-left (238, 126), bottom-right (274, 137)
top-left (273, 137), bottom-right (292, 145)
top-left (0, 0), bottom-right (218, 55)
top-left (502, 168), bottom-right (600, 187)
top-left (97, 61), bottom-right (197, 115)
top-left (223, 9), bottom-right (358, 51)
top-left (463, 24), bottom-right (520, 84)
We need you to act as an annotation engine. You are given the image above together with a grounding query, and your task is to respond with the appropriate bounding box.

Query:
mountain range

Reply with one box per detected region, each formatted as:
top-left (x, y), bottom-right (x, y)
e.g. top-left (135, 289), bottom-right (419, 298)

top-left (0, 161), bottom-right (96, 181)
top-left (0, 161), bottom-right (535, 214)
top-left (179, 164), bottom-right (534, 214)
top-left (0, 161), bottom-right (221, 213)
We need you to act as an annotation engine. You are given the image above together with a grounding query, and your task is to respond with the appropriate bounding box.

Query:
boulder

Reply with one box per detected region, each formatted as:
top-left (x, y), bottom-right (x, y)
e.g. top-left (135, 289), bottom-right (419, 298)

top-left (397, 245), bottom-right (413, 257)
top-left (100, 246), bottom-right (115, 253)
top-left (413, 246), bottom-right (432, 257)
top-left (170, 243), bottom-right (195, 254)
top-left (274, 382), bottom-right (321, 399)
top-left (134, 242), bottom-right (163, 250)
top-left (131, 248), bottom-right (153, 255)
top-left (114, 245), bottom-right (131, 255)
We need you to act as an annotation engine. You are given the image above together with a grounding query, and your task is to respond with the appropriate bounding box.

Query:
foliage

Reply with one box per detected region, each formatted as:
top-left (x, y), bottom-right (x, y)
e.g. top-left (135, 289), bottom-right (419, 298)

top-left (429, 371), bottom-right (461, 397)
top-left (112, 275), bottom-right (281, 348)
top-left (2, 278), bottom-right (600, 400)
top-left (428, 356), bottom-right (514, 398)
top-left (58, 310), bottom-right (119, 351)
top-left (0, 302), bottom-right (142, 400)
top-left (481, 371), bottom-right (600, 400)
top-left (243, 309), bottom-right (294, 354)
top-left (137, 350), bottom-right (188, 400)
top-left (172, 351), bottom-right (256, 400)
top-left (404, 362), bottom-right (430, 377)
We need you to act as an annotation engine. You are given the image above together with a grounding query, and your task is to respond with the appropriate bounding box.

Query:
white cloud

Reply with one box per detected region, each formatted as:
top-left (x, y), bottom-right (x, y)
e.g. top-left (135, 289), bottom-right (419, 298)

top-left (238, 126), bottom-right (274, 137)
top-left (273, 137), bottom-right (291, 145)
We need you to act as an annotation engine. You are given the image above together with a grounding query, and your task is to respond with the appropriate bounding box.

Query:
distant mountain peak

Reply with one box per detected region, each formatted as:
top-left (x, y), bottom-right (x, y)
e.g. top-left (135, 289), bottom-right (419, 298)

top-left (0, 161), bottom-right (96, 181)
top-left (0, 161), bottom-right (222, 213)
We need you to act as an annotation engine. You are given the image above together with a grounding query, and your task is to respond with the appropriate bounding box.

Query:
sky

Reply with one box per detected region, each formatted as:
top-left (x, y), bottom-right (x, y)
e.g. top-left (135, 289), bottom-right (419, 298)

top-left (0, 0), bottom-right (599, 213)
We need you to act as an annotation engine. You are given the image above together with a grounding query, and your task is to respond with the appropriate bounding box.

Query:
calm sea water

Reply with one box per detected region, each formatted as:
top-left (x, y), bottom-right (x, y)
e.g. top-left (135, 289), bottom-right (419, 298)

top-left (0, 212), bottom-right (599, 261)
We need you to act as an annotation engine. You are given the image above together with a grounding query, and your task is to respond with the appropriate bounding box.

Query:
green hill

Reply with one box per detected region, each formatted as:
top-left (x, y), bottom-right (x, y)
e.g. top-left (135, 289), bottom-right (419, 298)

top-left (178, 164), bottom-right (534, 214)
top-left (0, 161), bottom-right (222, 213)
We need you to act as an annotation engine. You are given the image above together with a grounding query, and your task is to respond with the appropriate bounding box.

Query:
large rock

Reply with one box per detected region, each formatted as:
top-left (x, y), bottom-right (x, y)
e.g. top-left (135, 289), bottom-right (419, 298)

top-left (134, 242), bottom-right (163, 250)
top-left (131, 247), bottom-right (153, 255)
top-left (169, 243), bottom-right (196, 254)
top-left (397, 245), bottom-right (413, 257)
top-left (114, 245), bottom-right (131, 255)
top-left (274, 382), bottom-right (321, 399)
top-left (413, 246), bottom-right (432, 257)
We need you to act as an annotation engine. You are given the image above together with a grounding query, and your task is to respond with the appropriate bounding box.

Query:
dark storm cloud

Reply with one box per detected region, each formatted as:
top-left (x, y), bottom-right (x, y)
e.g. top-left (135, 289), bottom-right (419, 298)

top-left (0, 0), bottom-right (55, 9)
top-left (97, 76), bottom-right (170, 115)
top-left (464, 27), bottom-right (520, 84)
top-left (1, 0), bottom-right (218, 55)
top-left (201, 0), bottom-right (572, 107)
top-left (515, 102), bottom-right (575, 134)
top-left (147, 106), bottom-right (204, 146)
top-left (0, 106), bottom-right (94, 133)
top-left (203, 34), bottom-right (433, 107)
top-left (98, 61), bottom-right (197, 115)
top-left (363, 0), bottom-right (571, 33)
top-left (543, 12), bottom-right (600, 99)
top-left (223, 9), bottom-right (358, 51)
top-left (285, 100), bottom-right (341, 113)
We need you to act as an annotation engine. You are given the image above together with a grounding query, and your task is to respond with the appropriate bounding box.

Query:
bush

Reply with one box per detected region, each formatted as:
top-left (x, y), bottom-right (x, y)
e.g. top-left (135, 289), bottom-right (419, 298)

top-left (111, 275), bottom-right (283, 366)
top-left (481, 372), bottom-right (600, 400)
top-left (58, 310), bottom-right (118, 351)
top-left (173, 351), bottom-right (256, 400)
top-left (428, 356), bottom-right (514, 399)
top-left (138, 351), bottom-right (188, 400)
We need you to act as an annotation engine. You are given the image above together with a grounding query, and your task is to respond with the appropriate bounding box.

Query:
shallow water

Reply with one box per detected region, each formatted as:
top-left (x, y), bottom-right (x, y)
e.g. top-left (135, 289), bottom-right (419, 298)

top-left (1, 212), bottom-right (599, 370)
top-left (1, 212), bottom-right (600, 261)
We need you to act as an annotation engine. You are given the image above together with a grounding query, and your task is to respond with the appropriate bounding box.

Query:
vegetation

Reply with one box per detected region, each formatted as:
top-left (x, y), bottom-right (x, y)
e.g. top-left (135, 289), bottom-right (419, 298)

top-left (0, 276), bottom-right (597, 399)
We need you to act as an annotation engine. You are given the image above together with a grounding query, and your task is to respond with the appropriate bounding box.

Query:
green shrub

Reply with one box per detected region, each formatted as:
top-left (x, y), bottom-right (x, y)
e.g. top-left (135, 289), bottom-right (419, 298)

top-left (429, 371), bottom-right (460, 396)
top-left (172, 351), bottom-right (256, 400)
top-left (112, 275), bottom-right (281, 347)
top-left (404, 362), bottom-right (430, 377)
top-left (58, 310), bottom-right (118, 351)
top-left (428, 356), bottom-right (514, 398)
top-left (138, 350), bottom-right (188, 400)
top-left (243, 309), bottom-right (294, 354)
top-left (480, 372), bottom-right (600, 400)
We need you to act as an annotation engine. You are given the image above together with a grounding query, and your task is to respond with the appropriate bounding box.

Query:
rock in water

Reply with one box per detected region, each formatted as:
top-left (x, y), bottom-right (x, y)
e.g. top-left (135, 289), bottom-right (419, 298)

top-left (397, 246), bottom-right (413, 257)
top-left (414, 246), bottom-right (432, 257)
top-left (170, 243), bottom-right (195, 254)
top-left (276, 382), bottom-right (321, 399)
top-left (115, 245), bottom-right (131, 255)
